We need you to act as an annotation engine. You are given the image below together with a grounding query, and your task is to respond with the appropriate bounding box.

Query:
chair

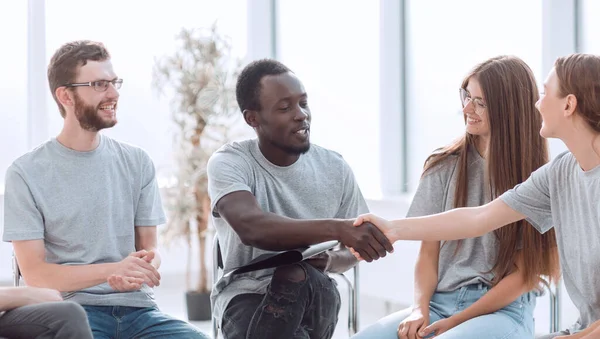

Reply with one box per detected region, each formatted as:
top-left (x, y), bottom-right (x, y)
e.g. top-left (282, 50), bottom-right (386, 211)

top-left (542, 278), bottom-right (562, 333)
top-left (12, 253), bottom-right (21, 287)
top-left (211, 238), bottom-right (359, 338)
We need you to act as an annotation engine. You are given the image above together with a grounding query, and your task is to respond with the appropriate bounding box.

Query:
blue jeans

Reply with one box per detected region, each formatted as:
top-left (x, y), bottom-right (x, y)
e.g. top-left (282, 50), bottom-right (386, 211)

top-left (82, 305), bottom-right (208, 339)
top-left (352, 284), bottom-right (536, 339)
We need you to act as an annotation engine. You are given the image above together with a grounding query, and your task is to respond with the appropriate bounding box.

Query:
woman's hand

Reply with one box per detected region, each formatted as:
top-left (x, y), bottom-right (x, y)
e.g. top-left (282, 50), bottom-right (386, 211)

top-left (397, 307), bottom-right (429, 339)
top-left (420, 316), bottom-right (460, 338)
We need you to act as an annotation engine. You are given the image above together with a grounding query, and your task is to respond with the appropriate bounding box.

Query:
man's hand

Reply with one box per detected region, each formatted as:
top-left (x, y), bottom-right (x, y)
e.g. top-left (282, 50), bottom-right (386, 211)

top-left (107, 275), bottom-right (145, 292)
top-left (336, 220), bottom-right (393, 262)
top-left (420, 316), bottom-right (459, 338)
top-left (108, 250), bottom-right (161, 291)
top-left (353, 213), bottom-right (393, 240)
top-left (397, 307), bottom-right (429, 339)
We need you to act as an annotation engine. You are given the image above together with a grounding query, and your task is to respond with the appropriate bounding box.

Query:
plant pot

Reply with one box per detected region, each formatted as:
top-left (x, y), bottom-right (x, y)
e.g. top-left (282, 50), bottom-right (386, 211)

top-left (185, 291), bottom-right (212, 321)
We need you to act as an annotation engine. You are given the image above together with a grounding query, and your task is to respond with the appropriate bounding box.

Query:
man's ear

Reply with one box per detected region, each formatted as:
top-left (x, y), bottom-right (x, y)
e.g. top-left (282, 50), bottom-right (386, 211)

top-left (243, 109), bottom-right (260, 128)
top-left (55, 87), bottom-right (74, 110)
top-left (564, 94), bottom-right (578, 117)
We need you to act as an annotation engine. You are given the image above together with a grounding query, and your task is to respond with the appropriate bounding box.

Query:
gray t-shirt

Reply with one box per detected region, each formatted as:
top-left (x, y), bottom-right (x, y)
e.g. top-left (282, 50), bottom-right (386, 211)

top-left (2, 135), bottom-right (165, 307)
top-left (207, 139), bottom-right (368, 323)
top-left (407, 146), bottom-right (500, 291)
top-left (501, 151), bottom-right (600, 332)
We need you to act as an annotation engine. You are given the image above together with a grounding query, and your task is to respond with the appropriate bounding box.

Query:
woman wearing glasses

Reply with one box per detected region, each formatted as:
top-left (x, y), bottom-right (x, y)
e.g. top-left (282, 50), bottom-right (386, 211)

top-left (352, 56), bottom-right (560, 339)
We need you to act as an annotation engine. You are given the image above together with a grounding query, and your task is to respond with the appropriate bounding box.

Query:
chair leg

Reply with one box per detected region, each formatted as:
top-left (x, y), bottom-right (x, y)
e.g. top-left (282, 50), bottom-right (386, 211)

top-left (331, 264), bottom-right (359, 336)
top-left (212, 317), bottom-right (219, 339)
top-left (12, 255), bottom-right (20, 287)
top-left (543, 278), bottom-right (561, 334)
top-left (352, 265), bottom-right (359, 334)
top-left (551, 281), bottom-right (561, 333)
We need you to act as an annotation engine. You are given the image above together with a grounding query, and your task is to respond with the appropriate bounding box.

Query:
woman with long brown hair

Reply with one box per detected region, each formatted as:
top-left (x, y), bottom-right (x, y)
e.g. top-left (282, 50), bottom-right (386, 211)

top-left (352, 56), bottom-right (560, 339)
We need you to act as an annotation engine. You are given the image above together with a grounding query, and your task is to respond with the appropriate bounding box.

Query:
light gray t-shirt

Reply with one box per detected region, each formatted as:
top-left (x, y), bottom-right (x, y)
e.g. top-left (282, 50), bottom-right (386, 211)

top-left (501, 151), bottom-right (600, 332)
top-left (2, 135), bottom-right (165, 307)
top-left (407, 146), bottom-right (500, 291)
top-left (207, 139), bottom-right (368, 323)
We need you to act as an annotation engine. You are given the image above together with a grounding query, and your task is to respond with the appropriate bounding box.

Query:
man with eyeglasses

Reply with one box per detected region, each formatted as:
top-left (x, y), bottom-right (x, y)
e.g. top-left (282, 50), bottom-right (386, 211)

top-left (2, 40), bottom-right (208, 338)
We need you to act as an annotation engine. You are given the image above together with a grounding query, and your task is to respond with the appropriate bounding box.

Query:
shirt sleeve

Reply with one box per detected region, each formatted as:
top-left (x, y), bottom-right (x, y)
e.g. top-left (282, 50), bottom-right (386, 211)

top-left (2, 164), bottom-right (45, 241)
top-left (334, 161), bottom-right (369, 218)
top-left (499, 163), bottom-right (553, 234)
top-left (406, 162), bottom-right (452, 218)
top-left (135, 151), bottom-right (167, 226)
top-left (207, 150), bottom-right (253, 218)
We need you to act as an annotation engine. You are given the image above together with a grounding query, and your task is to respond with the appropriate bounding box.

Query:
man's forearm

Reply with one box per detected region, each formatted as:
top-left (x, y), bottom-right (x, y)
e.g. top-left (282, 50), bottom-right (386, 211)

top-left (24, 262), bottom-right (117, 292)
top-left (0, 287), bottom-right (28, 311)
top-left (229, 211), bottom-right (345, 251)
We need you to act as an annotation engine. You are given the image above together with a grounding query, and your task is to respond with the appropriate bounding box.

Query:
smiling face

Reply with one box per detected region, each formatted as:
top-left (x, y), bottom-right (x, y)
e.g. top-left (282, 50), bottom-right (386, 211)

top-left (68, 60), bottom-right (120, 132)
top-left (462, 77), bottom-right (490, 139)
top-left (251, 72), bottom-right (311, 155)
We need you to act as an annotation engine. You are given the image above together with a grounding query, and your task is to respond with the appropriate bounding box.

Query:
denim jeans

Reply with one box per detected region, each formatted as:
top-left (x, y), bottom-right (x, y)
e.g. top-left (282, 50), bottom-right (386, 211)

top-left (352, 284), bottom-right (536, 339)
top-left (221, 262), bottom-right (341, 339)
top-left (82, 305), bottom-right (208, 339)
top-left (0, 301), bottom-right (92, 339)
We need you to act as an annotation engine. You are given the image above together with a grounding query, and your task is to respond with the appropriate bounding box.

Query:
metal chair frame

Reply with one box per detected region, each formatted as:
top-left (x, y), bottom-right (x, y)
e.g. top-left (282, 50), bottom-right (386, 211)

top-left (211, 239), bottom-right (359, 338)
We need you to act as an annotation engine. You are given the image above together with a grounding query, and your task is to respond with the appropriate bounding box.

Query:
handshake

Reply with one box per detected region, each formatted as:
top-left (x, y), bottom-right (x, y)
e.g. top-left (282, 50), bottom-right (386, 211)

top-left (337, 213), bottom-right (394, 262)
top-left (108, 249), bottom-right (161, 292)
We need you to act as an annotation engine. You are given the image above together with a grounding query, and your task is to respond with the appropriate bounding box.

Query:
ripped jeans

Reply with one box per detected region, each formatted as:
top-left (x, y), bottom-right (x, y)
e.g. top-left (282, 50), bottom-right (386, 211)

top-left (221, 262), bottom-right (341, 339)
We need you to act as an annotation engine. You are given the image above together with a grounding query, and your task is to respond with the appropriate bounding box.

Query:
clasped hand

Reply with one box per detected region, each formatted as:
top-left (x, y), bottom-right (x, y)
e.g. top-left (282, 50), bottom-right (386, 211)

top-left (108, 249), bottom-right (161, 292)
top-left (347, 213), bottom-right (394, 261)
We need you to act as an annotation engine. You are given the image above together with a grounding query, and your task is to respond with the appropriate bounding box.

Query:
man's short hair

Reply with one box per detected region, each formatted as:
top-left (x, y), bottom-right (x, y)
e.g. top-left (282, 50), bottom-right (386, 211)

top-left (47, 40), bottom-right (111, 117)
top-left (235, 59), bottom-right (291, 113)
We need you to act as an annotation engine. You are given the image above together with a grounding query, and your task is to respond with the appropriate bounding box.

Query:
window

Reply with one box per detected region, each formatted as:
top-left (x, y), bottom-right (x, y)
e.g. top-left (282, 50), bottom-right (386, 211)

top-left (405, 0), bottom-right (543, 189)
top-left (580, 0), bottom-right (600, 53)
top-left (0, 2), bottom-right (27, 190)
top-left (276, 0), bottom-right (381, 198)
top-left (45, 0), bottom-right (248, 177)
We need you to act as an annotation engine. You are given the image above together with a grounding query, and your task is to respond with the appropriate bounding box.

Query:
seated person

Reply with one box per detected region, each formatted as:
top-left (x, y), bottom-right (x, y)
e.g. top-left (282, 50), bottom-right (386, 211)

top-left (351, 56), bottom-right (560, 339)
top-left (354, 53), bottom-right (600, 339)
top-left (0, 286), bottom-right (92, 339)
top-left (2, 40), bottom-right (207, 339)
top-left (207, 59), bottom-right (394, 339)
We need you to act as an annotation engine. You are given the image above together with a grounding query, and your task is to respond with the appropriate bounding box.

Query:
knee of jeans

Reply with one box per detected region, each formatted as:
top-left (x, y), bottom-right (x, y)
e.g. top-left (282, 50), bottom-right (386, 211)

top-left (273, 264), bottom-right (307, 284)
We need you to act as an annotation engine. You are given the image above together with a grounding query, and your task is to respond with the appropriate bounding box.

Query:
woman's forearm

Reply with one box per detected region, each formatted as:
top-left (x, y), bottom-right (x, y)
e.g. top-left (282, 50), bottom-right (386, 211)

top-left (451, 271), bottom-right (529, 325)
top-left (387, 199), bottom-right (525, 243)
top-left (577, 319), bottom-right (600, 338)
top-left (389, 207), bottom-right (490, 242)
top-left (413, 242), bottom-right (439, 308)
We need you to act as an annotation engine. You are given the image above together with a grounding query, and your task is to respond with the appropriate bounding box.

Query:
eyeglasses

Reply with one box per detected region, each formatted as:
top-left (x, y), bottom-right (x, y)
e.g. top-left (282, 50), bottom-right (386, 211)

top-left (459, 88), bottom-right (487, 115)
top-left (63, 79), bottom-right (123, 92)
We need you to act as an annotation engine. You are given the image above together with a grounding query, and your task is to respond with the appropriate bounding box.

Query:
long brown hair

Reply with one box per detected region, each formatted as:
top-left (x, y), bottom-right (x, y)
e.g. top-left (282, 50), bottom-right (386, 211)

top-left (424, 56), bottom-right (560, 288)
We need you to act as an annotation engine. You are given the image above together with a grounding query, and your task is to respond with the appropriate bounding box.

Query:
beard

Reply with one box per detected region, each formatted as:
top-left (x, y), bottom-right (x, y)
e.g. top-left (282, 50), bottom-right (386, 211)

top-left (270, 138), bottom-right (311, 155)
top-left (73, 93), bottom-right (117, 132)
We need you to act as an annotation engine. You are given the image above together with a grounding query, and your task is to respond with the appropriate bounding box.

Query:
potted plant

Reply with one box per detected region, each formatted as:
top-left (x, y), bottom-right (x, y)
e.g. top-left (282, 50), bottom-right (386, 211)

top-left (152, 24), bottom-right (241, 321)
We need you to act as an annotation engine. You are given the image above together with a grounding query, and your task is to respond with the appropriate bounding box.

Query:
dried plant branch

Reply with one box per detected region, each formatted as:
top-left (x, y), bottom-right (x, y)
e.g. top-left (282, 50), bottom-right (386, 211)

top-left (153, 24), bottom-right (242, 293)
